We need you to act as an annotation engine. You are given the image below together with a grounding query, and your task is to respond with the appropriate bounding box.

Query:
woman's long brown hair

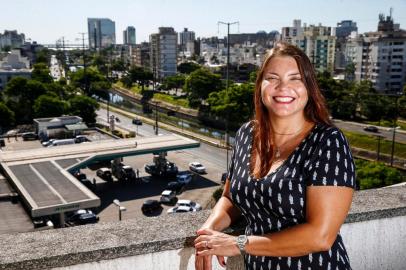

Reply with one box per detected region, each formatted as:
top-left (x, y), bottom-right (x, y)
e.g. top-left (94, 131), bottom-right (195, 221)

top-left (250, 42), bottom-right (332, 179)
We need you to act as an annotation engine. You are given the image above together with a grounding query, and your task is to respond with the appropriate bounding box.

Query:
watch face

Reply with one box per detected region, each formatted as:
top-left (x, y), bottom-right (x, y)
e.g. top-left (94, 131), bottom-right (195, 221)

top-left (237, 235), bottom-right (247, 250)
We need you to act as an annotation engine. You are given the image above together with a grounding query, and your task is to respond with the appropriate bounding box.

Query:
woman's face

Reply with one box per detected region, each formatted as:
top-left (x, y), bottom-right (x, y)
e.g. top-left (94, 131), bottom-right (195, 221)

top-left (260, 56), bottom-right (308, 119)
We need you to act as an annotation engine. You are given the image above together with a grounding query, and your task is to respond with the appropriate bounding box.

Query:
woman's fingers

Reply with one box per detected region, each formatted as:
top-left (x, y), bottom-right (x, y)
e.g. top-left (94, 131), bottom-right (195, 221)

top-left (216, 256), bottom-right (226, 268)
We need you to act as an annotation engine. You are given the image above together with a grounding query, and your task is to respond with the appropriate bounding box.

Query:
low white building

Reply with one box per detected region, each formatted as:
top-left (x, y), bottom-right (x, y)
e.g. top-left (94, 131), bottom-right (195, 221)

top-left (34, 116), bottom-right (86, 139)
top-left (0, 49), bottom-right (31, 90)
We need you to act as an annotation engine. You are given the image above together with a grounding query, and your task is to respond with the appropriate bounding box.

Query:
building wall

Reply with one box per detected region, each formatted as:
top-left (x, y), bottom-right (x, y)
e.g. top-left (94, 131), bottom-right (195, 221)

top-left (150, 27), bottom-right (177, 80)
top-left (0, 30), bottom-right (25, 49)
top-left (51, 215), bottom-right (406, 270)
top-left (87, 18), bottom-right (116, 50)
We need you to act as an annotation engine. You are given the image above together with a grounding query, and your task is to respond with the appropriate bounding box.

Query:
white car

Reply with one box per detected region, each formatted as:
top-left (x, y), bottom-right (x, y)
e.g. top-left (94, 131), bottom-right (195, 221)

top-left (167, 205), bottom-right (197, 214)
top-left (189, 161), bottom-right (206, 174)
top-left (177, 199), bottom-right (202, 211)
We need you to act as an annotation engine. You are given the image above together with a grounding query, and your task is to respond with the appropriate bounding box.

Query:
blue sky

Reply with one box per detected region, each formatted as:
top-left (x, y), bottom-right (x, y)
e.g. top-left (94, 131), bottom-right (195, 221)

top-left (1, 0), bottom-right (406, 44)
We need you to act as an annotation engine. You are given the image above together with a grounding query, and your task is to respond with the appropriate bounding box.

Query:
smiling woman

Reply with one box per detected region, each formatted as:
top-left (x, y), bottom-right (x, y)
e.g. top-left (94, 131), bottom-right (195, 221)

top-left (194, 42), bottom-right (356, 270)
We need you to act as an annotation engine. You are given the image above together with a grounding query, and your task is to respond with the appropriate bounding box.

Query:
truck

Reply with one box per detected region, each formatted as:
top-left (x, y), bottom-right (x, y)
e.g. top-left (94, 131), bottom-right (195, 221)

top-left (111, 160), bottom-right (136, 181)
top-left (144, 152), bottom-right (178, 178)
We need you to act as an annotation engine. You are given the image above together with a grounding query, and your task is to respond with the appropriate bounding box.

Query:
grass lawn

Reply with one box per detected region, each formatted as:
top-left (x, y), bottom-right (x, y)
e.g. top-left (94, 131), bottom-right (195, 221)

top-left (343, 130), bottom-right (406, 159)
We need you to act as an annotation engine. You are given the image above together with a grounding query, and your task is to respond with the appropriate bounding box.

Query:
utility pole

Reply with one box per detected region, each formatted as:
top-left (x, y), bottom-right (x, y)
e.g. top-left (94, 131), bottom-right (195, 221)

top-left (78, 33), bottom-right (89, 94)
top-left (218, 21), bottom-right (239, 170)
top-left (155, 101), bottom-right (159, 135)
top-left (390, 95), bottom-right (400, 166)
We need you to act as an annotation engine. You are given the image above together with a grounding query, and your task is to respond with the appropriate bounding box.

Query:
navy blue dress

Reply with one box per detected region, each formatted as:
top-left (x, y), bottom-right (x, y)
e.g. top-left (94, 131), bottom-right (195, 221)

top-left (228, 122), bottom-right (356, 270)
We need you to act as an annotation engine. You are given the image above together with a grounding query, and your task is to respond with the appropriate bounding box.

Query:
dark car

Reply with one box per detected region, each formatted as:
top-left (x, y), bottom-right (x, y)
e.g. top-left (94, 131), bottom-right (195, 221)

top-left (73, 171), bottom-right (87, 181)
top-left (166, 181), bottom-right (186, 194)
top-left (132, 118), bottom-right (142, 125)
top-left (364, 126), bottom-right (379, 133)
top-left (22, 132), bottom-right (38, 141)
top-left (96, 168), bottom-right (113, 182)
top-left (141, 199), bottom-right (162, 214)
top-left (67, 209), bottom-right (99, 225)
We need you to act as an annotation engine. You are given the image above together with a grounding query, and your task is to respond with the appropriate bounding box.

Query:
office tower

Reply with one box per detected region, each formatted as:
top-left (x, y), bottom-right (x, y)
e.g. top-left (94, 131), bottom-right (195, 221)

top-left (87, 18), bottom-right (116, 50)
top-left (150, 27), bottom-right (177, 79)
top-left (0, 30), bottom-right (25, 49)
top-left (123, 26), bottom-right (136, 45)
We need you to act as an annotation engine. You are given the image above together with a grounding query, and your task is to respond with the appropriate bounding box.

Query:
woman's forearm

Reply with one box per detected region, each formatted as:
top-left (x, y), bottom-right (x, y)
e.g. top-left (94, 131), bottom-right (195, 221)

top-left (245, 222), bottom-right (335, 257)
top-left (201, 196), bottom-right (241, 231)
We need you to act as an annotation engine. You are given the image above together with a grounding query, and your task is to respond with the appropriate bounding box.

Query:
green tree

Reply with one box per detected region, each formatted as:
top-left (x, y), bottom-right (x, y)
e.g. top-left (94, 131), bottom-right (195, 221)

top-left (32, 63), bottom-right (53, 84)
top-left (68, 95), bottom-right (99, 124)
top-left (355, 159), bottom-right (403, 189)
top-left (207, 83), bottom-right (254, 129)
top-left (4, 77), bottom-right (46, 123)
top-left (127, 66), bottom-right (153, 91)
top-left (90, 81), bottom-right (111, 100)
top-left (33, 94), bottom-right (68, 118)
top-left (0, 102), bottom-right (15, 128)
top-left (184, 68), bottom-right (223, 107)
top-left (69, 67), bottom-right (107, 95)
top-left (35, 48), bottom-right (50, 64)
top-left (162, 74), bottom-right (185, 92)
top-left (177, 62), bottom-right (201, 74)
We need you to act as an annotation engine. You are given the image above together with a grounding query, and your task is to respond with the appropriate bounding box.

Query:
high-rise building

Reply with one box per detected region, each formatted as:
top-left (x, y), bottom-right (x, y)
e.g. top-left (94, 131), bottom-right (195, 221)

top-left (345, 14), bottom-right (406, 93)
top-left (150, 27), bottom-right (177, 79)
top-left (335, 20), bottom-right (358, 71)
top-left (87, 18), bottom-right (116, 50)
top-left (123, 26), bottom-right (136, 45)
top-left (282, 20), bottom-right (336, 73)
top-left (179, 28), bottom-right (195, 55)
top-left (0, 30), bottom-right (25, 49)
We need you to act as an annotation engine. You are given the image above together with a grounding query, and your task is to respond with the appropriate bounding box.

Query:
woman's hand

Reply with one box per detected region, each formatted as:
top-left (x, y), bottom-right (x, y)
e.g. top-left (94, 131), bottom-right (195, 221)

top-left (195, 228), bottom-right (241, 258)
top-left (194, 228), bottom-right (230, 270)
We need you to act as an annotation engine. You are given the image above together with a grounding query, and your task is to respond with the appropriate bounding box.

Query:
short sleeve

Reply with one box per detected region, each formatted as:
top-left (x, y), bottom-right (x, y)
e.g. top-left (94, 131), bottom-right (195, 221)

top-left (306, 128), bottom-right (356, 188)
top-left (227, 121), bottom-right (252, 181)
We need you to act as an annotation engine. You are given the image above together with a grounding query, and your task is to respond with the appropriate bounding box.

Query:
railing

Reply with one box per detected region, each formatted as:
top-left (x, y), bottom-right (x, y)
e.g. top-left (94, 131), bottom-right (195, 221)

top-left (0, 185), bottom-right (405, 270)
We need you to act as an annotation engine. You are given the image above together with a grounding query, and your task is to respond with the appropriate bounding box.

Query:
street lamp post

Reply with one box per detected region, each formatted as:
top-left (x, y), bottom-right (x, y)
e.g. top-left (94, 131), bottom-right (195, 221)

top-left (113, 199), bottom-right (126, 221)
top-left (390, 94), bottom-right (401, 167)
top-left (218, 21), bottom-right (239, 170)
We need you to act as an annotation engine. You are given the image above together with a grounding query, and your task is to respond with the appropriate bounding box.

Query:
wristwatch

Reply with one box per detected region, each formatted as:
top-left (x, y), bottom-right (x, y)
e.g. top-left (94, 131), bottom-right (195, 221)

top-left (236, 235), bottom-right (248, 255)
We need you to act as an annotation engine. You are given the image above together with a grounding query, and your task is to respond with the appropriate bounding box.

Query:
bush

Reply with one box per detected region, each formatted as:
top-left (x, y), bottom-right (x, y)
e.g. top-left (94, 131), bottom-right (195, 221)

top-left (355, 159), bottom-right (404, 189)
top-left (212, 187), bottom-right (224, 202)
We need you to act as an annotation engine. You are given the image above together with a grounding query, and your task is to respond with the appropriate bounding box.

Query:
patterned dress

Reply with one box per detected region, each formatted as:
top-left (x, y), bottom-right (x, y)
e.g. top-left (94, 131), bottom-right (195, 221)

top-left (228, 122), bottom-right (356, 270)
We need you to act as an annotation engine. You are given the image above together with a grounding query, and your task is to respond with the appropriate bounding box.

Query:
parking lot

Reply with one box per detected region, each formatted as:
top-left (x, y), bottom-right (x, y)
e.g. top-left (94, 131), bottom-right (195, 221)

top-left (0, 130), bottom-right (223, 232)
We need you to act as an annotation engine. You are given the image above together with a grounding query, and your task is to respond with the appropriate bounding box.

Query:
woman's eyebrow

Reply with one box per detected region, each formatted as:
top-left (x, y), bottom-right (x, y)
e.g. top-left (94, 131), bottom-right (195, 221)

top-left (288, 72), bottom-right (301, 76)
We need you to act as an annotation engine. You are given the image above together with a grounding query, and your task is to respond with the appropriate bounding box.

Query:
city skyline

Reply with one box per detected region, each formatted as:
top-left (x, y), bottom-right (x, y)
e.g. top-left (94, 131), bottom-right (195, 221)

top-left (1, 0), bottom-right (406, 45)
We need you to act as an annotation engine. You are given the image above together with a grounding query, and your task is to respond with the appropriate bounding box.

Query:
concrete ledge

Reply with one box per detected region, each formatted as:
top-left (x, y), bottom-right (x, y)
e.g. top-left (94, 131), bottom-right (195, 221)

top-left (0, 186), bottom-right (405, 269)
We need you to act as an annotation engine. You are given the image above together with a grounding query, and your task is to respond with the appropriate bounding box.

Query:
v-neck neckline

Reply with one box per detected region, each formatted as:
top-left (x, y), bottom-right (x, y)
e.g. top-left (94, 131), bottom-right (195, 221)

top-left (253, 123), bottom-right (320, 182)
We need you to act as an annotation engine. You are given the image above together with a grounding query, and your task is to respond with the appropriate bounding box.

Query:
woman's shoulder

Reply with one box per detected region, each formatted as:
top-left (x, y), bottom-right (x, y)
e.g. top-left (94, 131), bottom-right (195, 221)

top-left (313, 123), bottom-right (349, 145)
top-left (236, 120), bottom-right (255, 137)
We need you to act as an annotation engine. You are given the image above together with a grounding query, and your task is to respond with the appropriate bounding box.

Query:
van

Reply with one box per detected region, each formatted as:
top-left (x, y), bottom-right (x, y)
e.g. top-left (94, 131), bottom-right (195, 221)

top-left (49, 138), bottom-right (75, 147)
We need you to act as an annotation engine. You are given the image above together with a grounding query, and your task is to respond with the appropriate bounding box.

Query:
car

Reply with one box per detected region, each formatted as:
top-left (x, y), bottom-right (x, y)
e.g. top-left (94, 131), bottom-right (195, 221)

top-left (167, 205), bottom-right (197, 214)
top-left (132, 118), bottom-right (142, 125)
top-left (189, 161), bottom-right (206, 174)
top-left (67, 209), bottom-right (99, 225)
top-left (141, 199), bottom-right (162, 214)
top-left (79, 178), bottom-right (94, 190)
top-left (177, 199), bottom-right (202, 211)
top-left (75, 135), bottom-right (89, 143)
top-left (73, 171), bottom-right (86, 181)
top-left (42, 139), bottom-right (55, 147)
top-left (166, 181), bottom-right (186, 194)
top-left (22, 132), bottom-right (38, 141)
top-left (96, 167), bottom-right (113, 181)
top-left (364, 126), bottom-right (379, 133)
top-left (159, 190), bottom-right (177, 205)
top-left (176, 171), bottom-right (193, 185)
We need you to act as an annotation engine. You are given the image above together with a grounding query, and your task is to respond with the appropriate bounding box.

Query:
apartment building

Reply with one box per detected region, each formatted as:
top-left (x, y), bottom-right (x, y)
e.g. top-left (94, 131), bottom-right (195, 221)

top-left (282, 20), bottom-right (336, 73)
top-left (0, 49), bottom-right (31, 90)
top-left (87, 18), bottom-right (116, 50)
top-left (179, 28), bottom-right (195, 57)
top-left (0, 30), bottom-right (25, 50)
top-left (150, 27), bottom-right (177, 79)
top-left (345, 14), bottom-right (406, 93)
